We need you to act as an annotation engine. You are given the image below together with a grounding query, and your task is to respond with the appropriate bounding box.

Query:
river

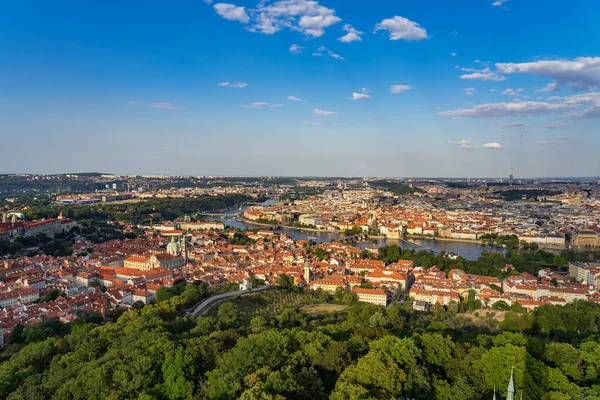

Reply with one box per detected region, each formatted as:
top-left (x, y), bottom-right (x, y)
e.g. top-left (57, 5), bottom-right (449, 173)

top-left (216, 200), bottom-right (504, 261)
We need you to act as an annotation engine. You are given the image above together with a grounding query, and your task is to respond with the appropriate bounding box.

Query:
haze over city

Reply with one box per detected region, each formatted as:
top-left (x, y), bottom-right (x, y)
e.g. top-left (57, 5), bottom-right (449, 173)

top-left (2, 0), bottom-right (599, 177)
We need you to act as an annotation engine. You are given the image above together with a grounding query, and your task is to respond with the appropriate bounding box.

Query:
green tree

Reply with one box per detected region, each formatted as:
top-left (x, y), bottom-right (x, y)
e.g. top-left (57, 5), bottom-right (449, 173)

top-left (161, 348), bottom-right (194, 400)
top-left (218, 302), bottom-right (240, 328)
top-left (332, 351), bottom-right (405, 399)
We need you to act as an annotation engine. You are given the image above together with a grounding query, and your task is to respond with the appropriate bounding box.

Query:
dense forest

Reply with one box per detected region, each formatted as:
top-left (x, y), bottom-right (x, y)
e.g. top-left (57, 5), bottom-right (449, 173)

top-left (367, 180), bottom-right (424, 196)
top-left (371, 245), bottom-right (600, 278)
top-left (22, 195), bottom-right (252, 225)
top-left (1, 281), bottom-right (600, 400)
top-left (497, 189), bottom-right (563, 201)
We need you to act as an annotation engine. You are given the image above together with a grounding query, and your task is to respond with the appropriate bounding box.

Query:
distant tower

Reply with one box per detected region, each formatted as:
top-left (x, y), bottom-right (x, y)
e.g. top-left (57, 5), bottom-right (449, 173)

top-left (180, 234), bottom-right (189, 264)
top-left (2, 214), bottom-right (6, 223)
top-left (506, 366), bottom-right (516, 400)
top-left (492, 385), bottom-right (497, 400)
top-left (303, 261), bottom-right (311, 284)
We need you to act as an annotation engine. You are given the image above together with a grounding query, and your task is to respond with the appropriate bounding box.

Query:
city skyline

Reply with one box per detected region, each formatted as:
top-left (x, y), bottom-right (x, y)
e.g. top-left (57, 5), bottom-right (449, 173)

top-left (2, 0), bottom-right (599, 177)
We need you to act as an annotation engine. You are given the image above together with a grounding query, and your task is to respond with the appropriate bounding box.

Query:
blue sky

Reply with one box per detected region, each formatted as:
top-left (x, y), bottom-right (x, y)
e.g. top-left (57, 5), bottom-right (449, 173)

top-left (1, 0), bottom-right (599, 177)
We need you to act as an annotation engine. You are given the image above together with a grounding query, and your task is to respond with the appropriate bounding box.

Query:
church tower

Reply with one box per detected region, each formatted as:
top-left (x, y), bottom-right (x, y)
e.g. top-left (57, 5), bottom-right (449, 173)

top-left (506, 366), bottom-right (515, 400)
top-left (180, 234), bottom-right (188, 264)
top-left (303, 261), bottom-right (311, 285)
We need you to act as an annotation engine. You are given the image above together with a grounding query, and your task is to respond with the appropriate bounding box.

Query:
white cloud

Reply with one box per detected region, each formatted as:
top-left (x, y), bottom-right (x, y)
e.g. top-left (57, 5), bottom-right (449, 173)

top-left (495, 57), bottom-right (600, 91)
top-left (242, 102), bottom-right (283, 108)
top-left (289, 44), bottom-right (303, 54)
top-left (374, 16), bottom-right (429, 41)
top-left (535, 137), bottom-right (573, 146)
top-left (338, 24), bottom-right (363, 43)
top-left (461, 67), bottom-right (506, 81)
top-left (491, 122), bottom-right (526, 128)
top-left (312, 46), bottom-right (344, 60)
top-left (502, 87), bottom-right (524, 97)
top-left (287, 95), bottom-right (303, 101)
top-left (350, 88), bottom-right (371, 100)
top-left (203, 0), bottom-right (213, 3)
top-left (448, 140), bottom-right (478, 150)
top-left (492, 0), bottom-right (508, 7)
top-left (439, 92), bottom-right (600, 119)
top-left (561, 92), bottom-right (600, 119)
top-left (389, 84), bottom-right (412, 94)
top-left (213, 3), bottom-right (250, 23)
top-left (314, 108), bottom-right (337, 116)
top-left (545, 123), bottom-right (569, 129)
top-left (304, 121), bottom-right (322, 125)
top-left (483, 142), bottom-right (502, 149)
top-left (299, 14), bottom-right (341, 37)
top-left (152, 103), bottom-right (187, 110)
top-left (538, 82), bottom-right (560, 92)
top-left (438, 101), bottom-right (572, 118)
top-left (451, 52), bottom-right (457, 57)
top-left (350, 93), bottom-right (370, 100)
top-left (490, 89), bottom-right (497, 92)
top-left (127, 101), bottom-right (139, 104)
top-left (243, 102), bottom-right (269, 108)
top-left (249, 0), bottom-right (341, 37)
top-left (464, 87), bottom-right (476, 96)
top-left (218, 81), bottom-right (248, 88)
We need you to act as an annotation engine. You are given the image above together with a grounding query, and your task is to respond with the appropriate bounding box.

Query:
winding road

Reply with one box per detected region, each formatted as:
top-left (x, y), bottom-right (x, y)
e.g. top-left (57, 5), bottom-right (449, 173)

top-left (187, 285), bottom-right (271, 318)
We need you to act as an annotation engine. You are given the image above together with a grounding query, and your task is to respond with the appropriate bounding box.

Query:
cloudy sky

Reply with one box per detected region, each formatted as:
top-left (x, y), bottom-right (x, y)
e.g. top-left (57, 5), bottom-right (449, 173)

top-left (1, 0), bottom-right (599, 177)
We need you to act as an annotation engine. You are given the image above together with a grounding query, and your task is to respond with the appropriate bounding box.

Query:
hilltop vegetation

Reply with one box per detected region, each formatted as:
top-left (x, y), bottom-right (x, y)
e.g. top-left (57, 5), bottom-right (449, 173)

top-left (1, 283), bottom-right (600, 400)
top-left (22, 194), bottom-right (252, 225)
top-left (368, 180), bottom-right (424, 196)
top-left (369, 244), bottom-right (600, 278)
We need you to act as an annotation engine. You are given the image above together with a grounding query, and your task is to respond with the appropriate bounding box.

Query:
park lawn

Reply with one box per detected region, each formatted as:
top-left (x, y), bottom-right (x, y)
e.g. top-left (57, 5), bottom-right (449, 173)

top-left (301, 303), bottom-right (348, 316)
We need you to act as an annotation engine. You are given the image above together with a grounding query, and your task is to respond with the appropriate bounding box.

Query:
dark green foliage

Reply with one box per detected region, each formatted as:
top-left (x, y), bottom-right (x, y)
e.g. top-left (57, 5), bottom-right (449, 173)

top-left (378, 244), bottom-right (402, 264)
top-left (499, 189), bottom-right (562, 201)
top-left (2, 289), bottom-right (600, 400)
top-left (368, 180), bottom-right (424, 196)
top-left (34, 288), bottom-right (65, 304)
top-left (343, 226), bottom-right (363, 235)
top-left (23, 194), bottom-right (251, 225)
top-left (228, 232), bottom-right (255, 246)
top-left (480, 233), bottom-right (520, 248)
top-left (312, 247), bottom-right (329, 261)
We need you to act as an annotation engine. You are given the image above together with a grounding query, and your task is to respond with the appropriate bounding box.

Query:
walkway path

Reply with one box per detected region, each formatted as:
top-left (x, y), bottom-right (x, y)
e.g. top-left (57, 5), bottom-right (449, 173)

top-left (187, 285), bottom-right (271, 318)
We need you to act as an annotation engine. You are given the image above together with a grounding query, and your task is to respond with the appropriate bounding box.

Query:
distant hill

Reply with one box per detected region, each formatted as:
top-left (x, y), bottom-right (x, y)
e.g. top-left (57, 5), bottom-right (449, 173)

top-left (368, 180), bottom-right (424, 195)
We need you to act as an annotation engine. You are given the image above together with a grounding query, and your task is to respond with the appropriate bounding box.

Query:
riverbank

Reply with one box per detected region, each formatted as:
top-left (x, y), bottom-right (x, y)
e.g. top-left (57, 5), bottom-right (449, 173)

top-left (236, 215), bottom-right (338, 234)
top-left (405, 234), bottom-right (485, 245)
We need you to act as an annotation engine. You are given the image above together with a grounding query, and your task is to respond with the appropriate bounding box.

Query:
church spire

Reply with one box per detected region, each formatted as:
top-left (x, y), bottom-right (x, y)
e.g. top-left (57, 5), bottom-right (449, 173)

top-left (492, 385), bottom-right (497, 400)
top-left (506, 366), bottom-right (515, 400)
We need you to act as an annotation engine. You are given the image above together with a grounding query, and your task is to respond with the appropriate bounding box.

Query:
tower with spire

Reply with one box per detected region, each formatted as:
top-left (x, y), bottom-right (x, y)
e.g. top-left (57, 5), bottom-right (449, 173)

top-left (506, 366), bottom-right (515, 400)
top-left (303, 261), bottom-right (311, 285)
top-left (180, 234), bottom-right (189, 264)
